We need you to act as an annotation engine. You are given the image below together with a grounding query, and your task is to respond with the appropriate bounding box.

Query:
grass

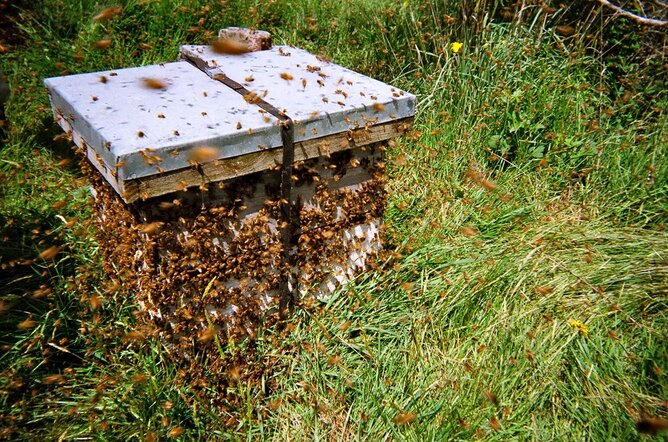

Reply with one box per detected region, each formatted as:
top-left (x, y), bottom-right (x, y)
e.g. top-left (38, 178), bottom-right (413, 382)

top-left (1, 0), bottom-right (666, 440)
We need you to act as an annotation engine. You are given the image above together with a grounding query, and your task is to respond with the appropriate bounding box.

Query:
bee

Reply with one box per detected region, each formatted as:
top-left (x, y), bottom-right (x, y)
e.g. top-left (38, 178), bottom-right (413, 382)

top-left (459, 226), bottom-right (478, 237)
top-left (138, 222), bottom-right (164, 234)
top-left (93, 6), bottom-right (122, 22)
top-left (18, 316), bottom-right (37, 329)
top-left (210, 37), bottom-right (251, 55)
top-left (122, 331), bottom-right (144, 343)
top-left (484, 389), bottom-right (499, 406)
top-left (197, 327), bottom-right (215, 343)
top-left (301, 78), bottom-right (307, 89)
top-left (187, 146), bottom-right (218, 164)
top-left (99, 75), bottom-right (108, 84)
top-left (535, 286), bottom-right (553, 295)
top-left (236, 121), bottom-right (242, 130)
top-left (89, 295), bottom-right (102, 310)
top-left (56, 157), bottom-right (71, 167)
top-left (42, 374), bottom-right (66, 385)
top-left (245, 75), bottom-right (254, 82)
top-left (141, 78), bottom-right (168, 90)
top-left (167, 426), bottom-right (184, 438)
top-left (372, 102), bottom-right (385, 113)
top-left (39, 246), bottom-right (60, 259)
top-left (51, 200), bottom-right (67, 209)
top-left (95, 39), bottom-right (112, 50)
top-left (636, 416), bottom-right (668, 435)
top-left (137, 131), bottom-right (145, 138)
top-left (131, 373), bottom-right (149, 383)
top-left (326, 354), bottom-right (341, 365)
top-left (393, 411), bottom-right (416, 425)
top-left (91, 95), bottom-right (98, 101)
top-left (243, 92), bottom-right (260, 104)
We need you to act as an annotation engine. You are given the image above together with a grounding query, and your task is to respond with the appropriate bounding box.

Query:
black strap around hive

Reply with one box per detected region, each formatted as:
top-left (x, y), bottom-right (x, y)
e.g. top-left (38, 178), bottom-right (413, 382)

top-left (209, 71), bottom-right (297, 318)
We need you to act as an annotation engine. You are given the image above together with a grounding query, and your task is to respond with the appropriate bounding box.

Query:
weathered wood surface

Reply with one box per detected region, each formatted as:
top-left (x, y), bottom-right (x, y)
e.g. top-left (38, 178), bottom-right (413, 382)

top-left (124, 117), bottom-right (411, 203)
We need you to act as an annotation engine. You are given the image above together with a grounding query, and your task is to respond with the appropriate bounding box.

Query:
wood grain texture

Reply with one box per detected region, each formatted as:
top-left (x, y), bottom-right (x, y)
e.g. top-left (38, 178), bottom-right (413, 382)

top-left (123, 117), bottom-right (412, 203)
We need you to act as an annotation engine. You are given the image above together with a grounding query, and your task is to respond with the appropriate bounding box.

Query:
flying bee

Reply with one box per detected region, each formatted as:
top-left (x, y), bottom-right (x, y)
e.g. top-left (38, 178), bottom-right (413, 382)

top-left (197, 327), bottom-right (215, 343)
top-left (51, 200), bottom-right (67, 209)
top-left (210, 37), bottom-right (251, 55)
top-left (131, 373), bottom-right (148, 383)
top-left (187, 146), bottom-right (218, 164)
top-left (484, 389), bottom-right (499, 406)
top-left (18, 316), bottom-right (37, 329)
top-left (39, 246), bottom-right (60, 260)
top-left (89, 295), bottom-right (102, 310)
top-left (94, 6), bottom-right (122, 21)
top-left (459, 226), bottom-right (478, 237)
top-left (42, 374), bottom-right (66, 385)
top-left (372, 102), bottom-right (385, 113)
top-left (138, 221), bottom-right (164, 235)
top-left (636, 417), bottom-right (668, 436)
top-left (393, 411), bottom-right (416, 425)
top-left (535, 286), bottom-right (553, 295)
top-left (167, 426), bottom-right (184, 438)
top-left (141, 77), bottom-right (168, 90)
top-left (95, 39), bottom-right (112, 50)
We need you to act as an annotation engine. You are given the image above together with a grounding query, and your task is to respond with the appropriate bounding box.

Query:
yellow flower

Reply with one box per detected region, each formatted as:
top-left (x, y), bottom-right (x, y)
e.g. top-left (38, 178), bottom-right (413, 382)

top-left (568, 319), bottom-right (589, 336)
top-left (451, 42), bottom-right (463, 53)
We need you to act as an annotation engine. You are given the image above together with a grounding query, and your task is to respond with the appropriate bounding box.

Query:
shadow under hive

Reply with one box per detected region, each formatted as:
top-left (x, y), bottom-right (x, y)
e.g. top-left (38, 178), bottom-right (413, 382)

top-left (44, 42), bottom-right (415, 343)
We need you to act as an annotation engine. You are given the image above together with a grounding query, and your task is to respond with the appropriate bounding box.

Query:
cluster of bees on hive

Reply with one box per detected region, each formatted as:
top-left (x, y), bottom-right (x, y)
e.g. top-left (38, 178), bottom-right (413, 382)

top-left (60, 14), bottom-right (399, 364)
top-left (82, 141), bottom-right (387, 362)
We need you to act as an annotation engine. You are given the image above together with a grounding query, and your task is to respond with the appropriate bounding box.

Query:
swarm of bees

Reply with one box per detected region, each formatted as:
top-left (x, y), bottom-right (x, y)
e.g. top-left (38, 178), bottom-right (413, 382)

top-left (82, 141), bottom-right (388, 365)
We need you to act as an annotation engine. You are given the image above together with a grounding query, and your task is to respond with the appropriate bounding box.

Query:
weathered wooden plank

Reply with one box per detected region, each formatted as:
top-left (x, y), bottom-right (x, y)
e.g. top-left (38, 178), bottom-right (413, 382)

top-left (123, 117), bottom-right (411, 203)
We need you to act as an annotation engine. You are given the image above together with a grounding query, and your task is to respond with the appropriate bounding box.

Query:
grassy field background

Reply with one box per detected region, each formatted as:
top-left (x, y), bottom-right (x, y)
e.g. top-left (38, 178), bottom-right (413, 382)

top-left (0, 0), bottom-right (666, 440)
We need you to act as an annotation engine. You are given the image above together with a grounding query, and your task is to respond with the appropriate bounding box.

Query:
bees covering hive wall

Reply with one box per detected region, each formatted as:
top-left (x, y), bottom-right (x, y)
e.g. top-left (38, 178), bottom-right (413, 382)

top-left (84, 141), bottom-right (390, 342)
top-left (45, 37), bottom-right (415, 347)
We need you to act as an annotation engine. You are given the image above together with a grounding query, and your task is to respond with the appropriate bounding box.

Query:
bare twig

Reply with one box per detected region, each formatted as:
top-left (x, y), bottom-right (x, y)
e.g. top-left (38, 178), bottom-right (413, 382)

top-left (596, 0), bottom-right (668, 27)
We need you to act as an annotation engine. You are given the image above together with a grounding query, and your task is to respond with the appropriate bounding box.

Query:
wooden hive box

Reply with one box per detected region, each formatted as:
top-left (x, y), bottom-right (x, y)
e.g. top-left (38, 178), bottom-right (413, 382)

top-left (44, 37), bottom-right (415, 342)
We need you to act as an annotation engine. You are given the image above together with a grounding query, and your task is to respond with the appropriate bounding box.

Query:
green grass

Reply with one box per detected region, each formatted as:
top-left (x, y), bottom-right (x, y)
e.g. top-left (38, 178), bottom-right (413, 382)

top-left (1, 0), bottom-right (666, 440)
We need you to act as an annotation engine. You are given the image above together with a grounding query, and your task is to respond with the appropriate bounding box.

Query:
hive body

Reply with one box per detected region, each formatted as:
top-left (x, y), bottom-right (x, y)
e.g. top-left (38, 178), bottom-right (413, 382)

top-left (45, 42), bottom-right (415, 341)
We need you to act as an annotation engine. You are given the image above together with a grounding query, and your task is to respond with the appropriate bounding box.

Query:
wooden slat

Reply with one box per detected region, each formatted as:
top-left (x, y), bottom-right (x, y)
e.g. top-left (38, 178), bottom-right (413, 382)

top-left (123, 117), bottom-right (412, 203)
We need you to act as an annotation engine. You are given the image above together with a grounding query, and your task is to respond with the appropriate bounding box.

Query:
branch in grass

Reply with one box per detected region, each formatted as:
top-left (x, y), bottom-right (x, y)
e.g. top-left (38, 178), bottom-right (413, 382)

top-left (596, 0), bottom-right (668, 27)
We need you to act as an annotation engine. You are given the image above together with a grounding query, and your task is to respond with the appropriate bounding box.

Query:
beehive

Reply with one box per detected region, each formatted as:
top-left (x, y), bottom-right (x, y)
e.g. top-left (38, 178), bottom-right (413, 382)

top-left (44, 37), bottom-right (415, 342)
